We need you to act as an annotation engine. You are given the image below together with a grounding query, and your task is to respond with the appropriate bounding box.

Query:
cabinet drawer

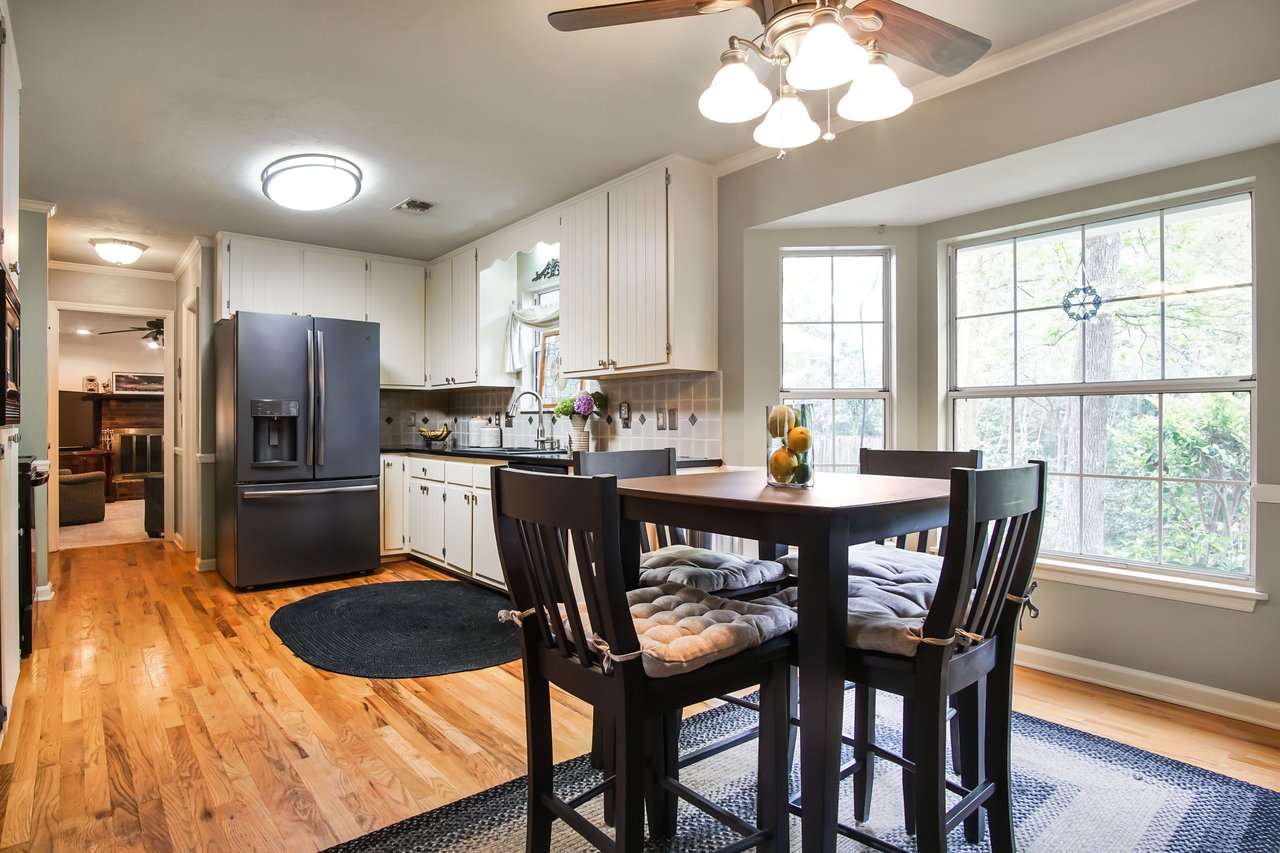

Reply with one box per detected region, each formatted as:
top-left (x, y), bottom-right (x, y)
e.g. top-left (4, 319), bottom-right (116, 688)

top-left (444, 462), bottom-right (473, 487)
top-left (408, 459), bottom-right (445, 481)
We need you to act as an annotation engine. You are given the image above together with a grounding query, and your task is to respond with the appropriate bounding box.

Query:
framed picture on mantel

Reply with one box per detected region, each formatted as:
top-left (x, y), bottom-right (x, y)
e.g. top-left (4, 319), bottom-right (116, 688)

top-left (111, 372), bottom-right (164, 395)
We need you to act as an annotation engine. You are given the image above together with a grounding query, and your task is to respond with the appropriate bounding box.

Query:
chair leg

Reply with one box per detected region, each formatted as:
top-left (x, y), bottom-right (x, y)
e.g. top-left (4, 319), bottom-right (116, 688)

top-left (524, 670), bottom-right (554, 853)
top-left (757, 658), bottom-right (791, 853)
top-left (911, 680), bottom-right (951, 853)
top-left (601, 713), bottom-right (617, 827)
top-left (613, 710), bottom-right (648, 852)
top-left (955, 680), bottom-right (988, 844)
top-left (948, 699), bottom-right (962, 774)
top-left (985, 648), bottom-right (1018, 853)
top-left (786, 666), bottom-right (800, 774)
top-left (645, 709), bottom-right (680, 839)
top-left (590, 711), bottom-right (607, 770)
top-left (852, 684), bottom-right (876, 823)
top-left (901, 698), bottom-right (916, 835)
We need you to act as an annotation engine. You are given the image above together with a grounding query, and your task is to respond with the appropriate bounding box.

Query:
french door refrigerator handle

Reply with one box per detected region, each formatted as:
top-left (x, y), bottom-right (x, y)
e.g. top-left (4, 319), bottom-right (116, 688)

top-left (243, 485), bottom-right (379, 500)
top-left (317, 329), bottom-right (327, 467)
top-left (306, 329), bottom-right (315, 466)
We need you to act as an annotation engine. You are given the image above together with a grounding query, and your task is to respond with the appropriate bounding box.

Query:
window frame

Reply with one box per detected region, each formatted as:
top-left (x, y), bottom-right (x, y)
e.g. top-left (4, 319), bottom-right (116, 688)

top-left (779, 248), bottom-right (895, 467)
top-left (945, 188), bottom-right (1258, 584)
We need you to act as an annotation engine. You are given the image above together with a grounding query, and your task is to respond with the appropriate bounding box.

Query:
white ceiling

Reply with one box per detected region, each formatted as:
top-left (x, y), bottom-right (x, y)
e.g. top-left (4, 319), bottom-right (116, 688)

top-left (58, 310), bottom-right (161, 337)
top-left (760, 80), bottom-right (1280, 230)
top-left (14, 0), bottom-right (1134, 273)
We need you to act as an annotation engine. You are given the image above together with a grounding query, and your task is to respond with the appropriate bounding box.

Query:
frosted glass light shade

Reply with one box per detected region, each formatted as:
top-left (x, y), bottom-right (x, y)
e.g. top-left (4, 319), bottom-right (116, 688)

top-left (698, 54), bottom-right (772, 123)
top-left (785, 8), bottom-right (867, 91)
top-left (753, 86), bottom-right (820, 150)
top-left (837, 57), bottom-right (913, 122)
top-left (90, 239), bottom-right (147, 265)
top-left (261, 154), bottom-right (362, 210)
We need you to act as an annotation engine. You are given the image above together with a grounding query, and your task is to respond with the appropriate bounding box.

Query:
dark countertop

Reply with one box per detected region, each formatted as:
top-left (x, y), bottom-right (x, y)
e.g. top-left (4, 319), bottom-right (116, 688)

top-left (379, 445), bottom-right (723, 470)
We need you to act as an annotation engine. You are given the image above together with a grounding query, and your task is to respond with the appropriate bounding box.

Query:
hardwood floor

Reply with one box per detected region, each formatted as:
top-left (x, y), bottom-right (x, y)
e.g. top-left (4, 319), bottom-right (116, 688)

top-left (0, 542), bottom-right (1275, 852)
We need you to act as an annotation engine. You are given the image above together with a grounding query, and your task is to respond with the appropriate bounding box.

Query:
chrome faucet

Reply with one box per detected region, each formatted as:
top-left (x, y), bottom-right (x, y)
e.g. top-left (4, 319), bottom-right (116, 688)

top-left (507, 390), bottom-right (559, 451)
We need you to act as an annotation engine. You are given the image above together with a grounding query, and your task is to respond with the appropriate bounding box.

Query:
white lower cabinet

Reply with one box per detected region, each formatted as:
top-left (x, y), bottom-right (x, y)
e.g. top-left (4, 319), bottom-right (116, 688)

top-left (380, 455), bottom-right (405, 555)
top-left (388, 456), bottom-right (505, 588)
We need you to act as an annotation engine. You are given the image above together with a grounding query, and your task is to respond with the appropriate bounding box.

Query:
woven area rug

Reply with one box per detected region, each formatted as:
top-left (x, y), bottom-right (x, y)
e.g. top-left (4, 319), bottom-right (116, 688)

top-left (325, 691), bottom-right (1279, 852)
top-left (270, 580), bottom-right (519, 678)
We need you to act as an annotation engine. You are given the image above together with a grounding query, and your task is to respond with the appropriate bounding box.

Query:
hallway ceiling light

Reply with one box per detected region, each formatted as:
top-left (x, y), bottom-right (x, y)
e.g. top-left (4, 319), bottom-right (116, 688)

top-left (261, 154), bottom-right (363, 211)
top-left (75, 328), bottom-right (92, 335)
top-left (90, 239), bottom-right (147, 265)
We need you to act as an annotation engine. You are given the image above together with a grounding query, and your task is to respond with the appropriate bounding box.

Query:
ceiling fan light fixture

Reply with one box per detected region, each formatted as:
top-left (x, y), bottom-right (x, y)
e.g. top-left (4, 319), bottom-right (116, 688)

top-left (785, 6), bottom-right (867, 92)
top-left (837, 51), bottom-right (913, 122)
top-left (261, 153), bottom-right (362, 211)
top-left (698, 49), bottom-right (772, 123)
top-left (752, 85), bottom-right (820, 151)
top-left (90, 239), bottom-right (147, 266)
top-left (75, 328), bottom-right (92, 336)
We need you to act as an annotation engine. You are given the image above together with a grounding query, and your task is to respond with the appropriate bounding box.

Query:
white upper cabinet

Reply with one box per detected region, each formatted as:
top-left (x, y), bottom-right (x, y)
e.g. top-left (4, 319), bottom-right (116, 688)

top-left (451, 250), bottom-right (479, 384)
top-left (216, 232), bottom-right (429, 388)
top-left (423, 249), bottom-right (512, 389)
top-left (560, 190), bottom-right (609, 374)
top-left (369, 259), bottom-right (427, 387)
top-left (558, 156), bottom-right (717, 379)
top-left (426, 257), bottom-right (454, 387)
top-left (303, 249), bottom-right (367, 321)
top-left (219, 235), bottom-right (305, 317)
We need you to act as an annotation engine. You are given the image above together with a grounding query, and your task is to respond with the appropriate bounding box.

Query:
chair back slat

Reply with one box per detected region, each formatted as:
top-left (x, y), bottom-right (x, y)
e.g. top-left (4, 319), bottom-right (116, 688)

top-left (921, 461), bottom-right (1046, 648)
top-left (859, 449), bottom-right (983, 555)
top-left (492, 467), bottom-right (642, 673)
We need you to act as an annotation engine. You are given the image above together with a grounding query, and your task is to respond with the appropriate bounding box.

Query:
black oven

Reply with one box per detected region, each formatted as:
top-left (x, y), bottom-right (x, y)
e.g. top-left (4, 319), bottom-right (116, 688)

top-left (3, 273), bottom-right (17, 425)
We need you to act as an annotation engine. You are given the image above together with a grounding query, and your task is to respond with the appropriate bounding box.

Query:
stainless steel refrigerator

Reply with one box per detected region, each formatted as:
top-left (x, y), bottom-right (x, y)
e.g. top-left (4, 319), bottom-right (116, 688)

top-left (214, 312), bottom-right (380, 588)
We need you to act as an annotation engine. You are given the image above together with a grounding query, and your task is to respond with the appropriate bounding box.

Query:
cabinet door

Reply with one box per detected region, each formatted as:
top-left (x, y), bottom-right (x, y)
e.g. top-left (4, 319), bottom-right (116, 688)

top-left (608, 167), bottom-right (669, 370)
top-left (380, 456), bottom-right (404, 553)
top-left (226, 237), bottom-right (305, 316)
top-left (423, 482), bottom-right (446, 561)
top-left (304, 249), bottom-right (367, 321)
top-left (444, 485), bottom-right (472, 574)
top-left (470, 489), bottom-right (504, 588)
top-left (560, 191), bottom-right (610, 374)
top-left (426, 259), bottom-right (453, 387)
top-left (406, 479), bottom-right (425, 557)
top-left (369, 259), bottom-right (426, 387)
top-left (0, 430), bottom-right (17, 710)
top-left (451, 250), bottom-right (479, 385)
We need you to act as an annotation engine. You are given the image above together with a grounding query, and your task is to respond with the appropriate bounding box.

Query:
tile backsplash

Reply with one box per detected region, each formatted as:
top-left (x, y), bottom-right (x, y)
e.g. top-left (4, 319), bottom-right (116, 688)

top-left (380, 371), bottom-right (723, 460)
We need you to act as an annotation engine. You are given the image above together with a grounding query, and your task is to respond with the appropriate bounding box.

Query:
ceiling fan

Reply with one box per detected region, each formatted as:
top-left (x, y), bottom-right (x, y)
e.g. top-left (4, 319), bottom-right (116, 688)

top-left (100, 319), bottom-right (164, 347)
top-left (549, 0), bottom-right (992, 152)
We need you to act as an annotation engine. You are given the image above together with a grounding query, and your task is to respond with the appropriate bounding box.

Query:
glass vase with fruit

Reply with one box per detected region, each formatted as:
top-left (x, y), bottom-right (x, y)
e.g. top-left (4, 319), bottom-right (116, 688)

top-left (766, 403), bottom-right (814, 488)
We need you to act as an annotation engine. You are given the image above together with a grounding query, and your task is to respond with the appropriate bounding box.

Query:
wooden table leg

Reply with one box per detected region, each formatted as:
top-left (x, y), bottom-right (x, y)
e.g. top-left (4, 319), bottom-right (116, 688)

top-left (797, 520), bottom-right (849, 853)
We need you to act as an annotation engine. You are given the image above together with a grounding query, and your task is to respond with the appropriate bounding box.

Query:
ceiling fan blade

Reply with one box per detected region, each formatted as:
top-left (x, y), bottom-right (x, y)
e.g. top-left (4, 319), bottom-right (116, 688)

top-left (849, 0), bottom-right (991, 77)
top-left (549, 0), bottom-right (754, 32)
top-left (98, 328), bottom-right (148, 335)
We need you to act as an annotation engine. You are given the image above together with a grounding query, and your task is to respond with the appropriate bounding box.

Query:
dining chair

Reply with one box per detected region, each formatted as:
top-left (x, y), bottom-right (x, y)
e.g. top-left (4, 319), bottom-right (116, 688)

top-left (858, 448), bottom-right (984, 558)
top-left (491, 467), bottom-right (797, 852)
top-left (573, 449), bottom-right (791, 599)
top-left (841, 460), bottom-right (1046, 853)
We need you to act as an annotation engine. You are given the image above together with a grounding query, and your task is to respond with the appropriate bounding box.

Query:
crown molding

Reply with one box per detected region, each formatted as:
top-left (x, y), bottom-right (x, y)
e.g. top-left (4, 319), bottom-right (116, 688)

top-left (18, 199), bottom-right (56, 216)
top-left (173, 237), bottom-right (214, 278)
top-left (48, 260), bottom-right (176, 282)
top-left (713, 0), bottom-right (1201, 178)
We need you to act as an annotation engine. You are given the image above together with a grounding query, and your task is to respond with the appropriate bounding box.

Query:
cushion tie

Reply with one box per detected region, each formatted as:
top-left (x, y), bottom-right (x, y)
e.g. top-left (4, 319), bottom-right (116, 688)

top-left (587, 633), bottom-right (645, 674)
top-left (498, 607), bottom-right (536, 627)
top-left (1005, 580), bottom-right (1041, 628)
top-left (911, 627), bottom-right (985, 647)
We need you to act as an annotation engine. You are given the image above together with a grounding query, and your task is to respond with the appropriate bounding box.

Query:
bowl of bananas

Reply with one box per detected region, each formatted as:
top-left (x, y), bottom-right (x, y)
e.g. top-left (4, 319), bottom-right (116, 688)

top-left (418, 425), bottom-right (451, 445)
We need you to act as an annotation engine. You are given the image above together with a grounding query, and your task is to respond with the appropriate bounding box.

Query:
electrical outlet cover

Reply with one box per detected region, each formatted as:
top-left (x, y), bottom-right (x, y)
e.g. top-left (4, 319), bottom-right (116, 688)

top-left (668, 408), bottom-right (677, 432)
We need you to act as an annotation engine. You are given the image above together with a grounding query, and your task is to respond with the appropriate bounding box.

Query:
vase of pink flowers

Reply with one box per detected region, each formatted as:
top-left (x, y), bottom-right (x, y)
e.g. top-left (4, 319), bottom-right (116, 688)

top-left (553, 390), bottom-right (608, 452)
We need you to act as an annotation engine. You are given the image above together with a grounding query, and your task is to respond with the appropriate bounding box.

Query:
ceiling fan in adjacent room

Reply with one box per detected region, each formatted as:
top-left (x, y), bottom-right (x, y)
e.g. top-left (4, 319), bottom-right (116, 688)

top-left (548, 0), bottom-right (991, 154)
top-left (99, 319), bottom-right (164, 348)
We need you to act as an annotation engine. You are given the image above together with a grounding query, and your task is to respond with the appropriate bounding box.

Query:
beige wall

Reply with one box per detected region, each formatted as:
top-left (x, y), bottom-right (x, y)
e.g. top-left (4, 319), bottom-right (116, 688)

top-left (57, 331), bottom-right (164, 391)
top-left (715, 0), bottom-right (1280, 703)
top-left (49, 267), bottom-right (176, 312)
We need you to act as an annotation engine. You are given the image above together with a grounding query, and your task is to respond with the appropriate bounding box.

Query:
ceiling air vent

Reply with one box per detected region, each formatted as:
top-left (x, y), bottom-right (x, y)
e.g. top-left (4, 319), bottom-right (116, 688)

top-left (391, 198), bottom-right (434, 215)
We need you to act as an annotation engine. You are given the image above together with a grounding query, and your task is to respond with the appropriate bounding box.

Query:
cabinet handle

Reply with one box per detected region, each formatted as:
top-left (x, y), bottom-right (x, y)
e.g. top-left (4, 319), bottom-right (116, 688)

top-left (598, 359), bottom-right (605, 367)
top-left (608, 359), bottom-right (617, 368)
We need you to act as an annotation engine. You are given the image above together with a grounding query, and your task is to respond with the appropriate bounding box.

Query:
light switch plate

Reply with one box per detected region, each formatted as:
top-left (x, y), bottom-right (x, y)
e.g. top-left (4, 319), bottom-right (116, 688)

top-left (656, 410), bottom-right (666, 431)
top-left (667, 408), bottom-right (677, 432)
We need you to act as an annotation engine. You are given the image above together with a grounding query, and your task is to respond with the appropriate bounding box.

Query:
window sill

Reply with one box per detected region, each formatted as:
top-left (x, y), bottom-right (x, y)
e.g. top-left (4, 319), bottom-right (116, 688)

top-left (1034, 557), bottom-right (1268, 612)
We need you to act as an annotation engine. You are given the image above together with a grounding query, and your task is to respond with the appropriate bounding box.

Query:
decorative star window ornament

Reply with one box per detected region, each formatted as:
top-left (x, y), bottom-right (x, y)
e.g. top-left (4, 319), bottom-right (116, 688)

top-left (1062, 285), bottom-right (1102, 322)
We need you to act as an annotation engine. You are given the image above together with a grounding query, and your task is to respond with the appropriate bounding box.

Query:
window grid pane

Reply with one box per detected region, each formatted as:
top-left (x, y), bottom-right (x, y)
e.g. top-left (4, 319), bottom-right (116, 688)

top-left (782, 252), bottom-right (888, 392)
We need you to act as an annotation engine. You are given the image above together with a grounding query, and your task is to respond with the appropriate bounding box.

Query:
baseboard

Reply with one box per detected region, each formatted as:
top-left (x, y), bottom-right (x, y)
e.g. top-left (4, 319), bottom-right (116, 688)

top-left (35, 583), bottom-right (54, 602)
top-left (197, 558), bottom-right (217, 573)
top-left (1015, 644), bottom-right (1280, 731)
top-left (173, 533), bottom-right (187, 551)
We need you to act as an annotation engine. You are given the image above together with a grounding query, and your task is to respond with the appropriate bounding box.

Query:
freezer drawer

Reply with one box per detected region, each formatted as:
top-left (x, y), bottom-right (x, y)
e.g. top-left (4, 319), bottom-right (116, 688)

top-left (220, 477), bottom-right (380, 588)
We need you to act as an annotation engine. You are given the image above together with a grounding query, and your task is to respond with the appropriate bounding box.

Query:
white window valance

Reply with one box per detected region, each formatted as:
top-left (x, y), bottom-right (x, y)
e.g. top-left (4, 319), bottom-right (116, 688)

top-left (503, 303), bottom-right (560, 374)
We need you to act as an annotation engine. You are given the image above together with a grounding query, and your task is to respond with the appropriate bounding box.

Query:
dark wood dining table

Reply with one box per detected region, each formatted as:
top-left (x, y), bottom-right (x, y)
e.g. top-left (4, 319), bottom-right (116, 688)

top-left (616, 468), bottom-right (951, 853)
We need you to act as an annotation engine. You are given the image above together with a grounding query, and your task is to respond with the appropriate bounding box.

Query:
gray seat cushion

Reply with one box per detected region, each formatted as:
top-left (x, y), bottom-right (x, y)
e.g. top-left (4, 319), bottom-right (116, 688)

top-left (780, 542), bottom-right (942, 586)
top-left (639, 545), bottom-right (788, 593)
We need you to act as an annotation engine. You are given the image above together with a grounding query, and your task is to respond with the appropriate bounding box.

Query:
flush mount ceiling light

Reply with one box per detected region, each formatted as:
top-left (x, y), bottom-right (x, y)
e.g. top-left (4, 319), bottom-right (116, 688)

top-left (261, 154), bottom-right (362, 211)
top-left (90, 238), bottom-right (148, 265)
top-left (547, 0), bottom-right (990, 158)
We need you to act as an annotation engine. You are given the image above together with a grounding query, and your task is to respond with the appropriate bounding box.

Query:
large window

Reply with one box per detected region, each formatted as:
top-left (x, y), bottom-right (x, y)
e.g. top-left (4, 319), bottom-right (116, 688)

top-left (781, 250), bottom-right (890, 472)
top-left (950, 193), bottom-right (1255, 576)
